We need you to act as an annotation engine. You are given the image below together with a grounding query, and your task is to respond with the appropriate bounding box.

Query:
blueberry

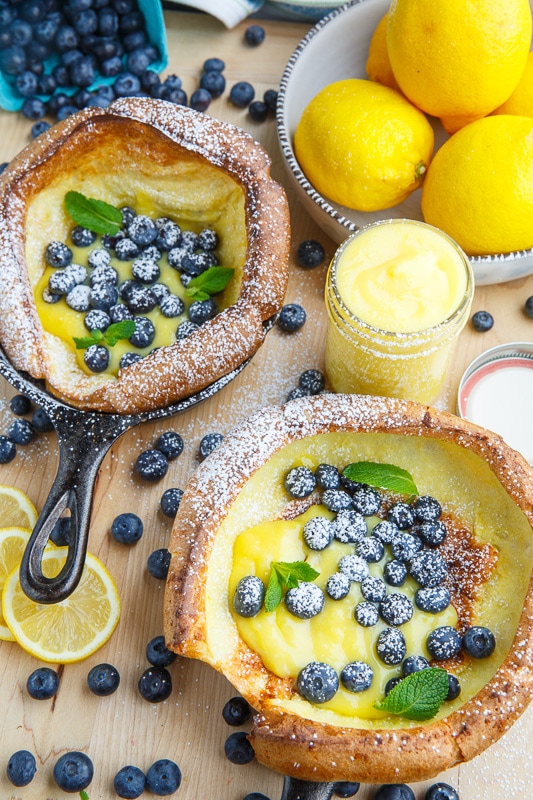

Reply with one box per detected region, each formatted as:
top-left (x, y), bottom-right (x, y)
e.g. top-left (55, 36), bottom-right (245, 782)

top-left (297, 239), bottom-right (325, 269)
top-left (471, 310), bottom-right (494, 332)
top-left (413, 495), bottom-right (442, 522)
top-left (322, 488), bottom-right (353, 512)
top-left (524, 295), bottom-right (533, 318)
top-left (120, 352), bottom-right (143, 369)
top-left (243, 794), bottom-right (270, 800)
top-left (123, 30), bottom-right (148, 51)
top-left (15, 70), bottom-right (39, 96)
top-left (380, 592), bottom-right (413, 626)
top-left (160, 487), bottom-right (184, 518)
top-left (285, 582), bottom-right (324, 619)
top-left (84, 343), bottom-right (110, 372)
top-left (8, 418), bottom-right (35, 445)
top-left (188, 297), bottom-right (218, 324)
top-left (229, 80), bottom-right (255, 107)
top-left (138, 666), bottom-right (172, 703)
top-left (383, 559), bottom-right (408, 587)
top-left (155, 431), bottom-right (184, 461)
top-left (424, 783), bottom-right (459, 800)
top-left (21, 96), bottom-right (47, 120)
top-left (114, 764), bottom-right (146, 799)
top-left (387, 502), bottom-right (415, 529)
top-left (415, 586), bottom-right (451, 614)
top-left (70, 54), bottom-right (96, 87)
top-left (361, 575), bottom-right (387, 602)
top-left (162, 87), bottom-right (188, 105)
top-left (286, 386), bottom-right (310, 402)
top-left (376, 627), bottom-right (406, 665)
top-left (111, 512), bottom-right (143, 544)
top-left (197, 227), bottom-right (218, 251)
top-left (244, 24), bottom-right (265, 45)
top-left (200, 69), bottom-right (225, 97)
top-left (87, 662), bottom-right (120, 696)
top-left (414, 520), bottom-right (448, 547)
top-left (85, 309), bottom-right (111, 332)
top-left (0, 45), bottom-right (27, 76)
top-left (9, 394), bottom-right (32, 415)
top-left (222, 695), bottom-right (252, 726)
top-left (101, 54), bottom-right (123, 77)
top-left (351, 485), bottom-right (381, 516)
top-left (297, 661), bottom-right (339, 703)
top-left (303, 515), bottom-right (333, 550)
top-left (71, 226), bottom-right (97, 247)
top-left (263, 88), bottom-right (278, 113)
top-left (426, 626), bottom-right (462, 660)
top-left (224, 732), bottom-right (255, 765)
top-left (114, 70), bottom-right (141, 96)
top-left (248, 100), bottom-right (268, 122)
top-left (315, 463), bottom-right (340, 490)
top-left (372, 520), bottom-right (399, 545)
top-left (278, 302), bottom-right (306, 332)
top-left (462, 625), bottom-right (496, 658)
top-left (233, 575), bottom-right (265, 617)
top-left (356, 536), bottom-right (384, 562)
top-left (332, 509), bottom-right (366, 543)
top-left (146, 635), bottom-right (177, 668)
top-left (0, 435), bottom-right (16, 464)
top-left (122, 282), bottom-right (157, 313)
top-left (284, 465), bottom-right (316, 498)
top-left (199, 431), bottom-right (224, 460)
top-left (354, 601), bottom-right (379, 627)
top-left (159, 294), bottom-right (185, 317)
top-left (180, 251), bottom-right (212, 276)
top-left (126, 46), bottom-right (153, 76)
top-left (203, 57), bottom-right (225, 72)
top-left (154, 218), bottom-right (181, 250)
top-left (333, 782), bottom-right (360, 798)
top-left (374, 784), bottom-right (415, 800)
top-left (326, 571), bottom-right (351, 600)
top-left (145, 759), bottom-right (181, 796)
top-left (402, 655), bottom-right (430, 676)
top-left (299, 368), bottom-right (325, 394)
top-left (147, 547), bottom-right (171, 580)
top-left (391, 531), bottom-right (422, 562)
top-left (338, 553), bottom-right (370, 582)
top-left (27, 666), bottom-right (59, 699)
top-left (53, 751), bottom-right (93, 793)
top-left (384, 676), bottom-right (402, 695)
top-left (409, 549), bottom-right (448, 587)
top-left (121, 207), bottom-right (136, 228)
top-left (32, 407), bottom-right (53, 436)
top-left (340, 661), bottom-right (373, 693)
top-left (446, 673), bottom-right (461, 701)
top-left (6, 750), bottom-right (37, 787)
top-left (67, 284), bottom-right (92, 311)
top-left (50, 517), bottom-right (72, 547)
top-left (129, 316), bottom-right (155, 348)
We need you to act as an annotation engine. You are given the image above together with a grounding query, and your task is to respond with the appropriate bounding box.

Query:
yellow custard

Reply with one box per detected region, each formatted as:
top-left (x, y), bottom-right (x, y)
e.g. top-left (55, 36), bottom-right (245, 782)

top-left (324, 220), bottom-right (474, 403)
top-left (229, 506), bottom-right (457, 720)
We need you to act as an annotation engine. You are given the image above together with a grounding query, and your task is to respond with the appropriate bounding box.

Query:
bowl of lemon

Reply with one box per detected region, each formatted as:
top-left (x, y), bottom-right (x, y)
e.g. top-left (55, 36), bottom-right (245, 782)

top-left (277, 0), bottom-right (533, 285)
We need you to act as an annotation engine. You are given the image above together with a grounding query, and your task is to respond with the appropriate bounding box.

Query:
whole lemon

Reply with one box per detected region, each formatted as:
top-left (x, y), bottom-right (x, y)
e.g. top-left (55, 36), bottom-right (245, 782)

top-left (294, 79), bottom-right (434, 212)
top-left (493, 51), bottom-right (533, 117)
top-left (421, 115), bottom-right (533, 255)
top-left (366, 13), bottom-right (401, 93)
top-left (387, 0), bottom-right (532, 121)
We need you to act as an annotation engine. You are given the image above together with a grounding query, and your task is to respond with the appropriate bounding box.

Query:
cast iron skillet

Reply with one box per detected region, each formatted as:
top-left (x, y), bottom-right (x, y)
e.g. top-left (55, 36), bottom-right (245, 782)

top-left (0, 317), bottom-right (276, 605)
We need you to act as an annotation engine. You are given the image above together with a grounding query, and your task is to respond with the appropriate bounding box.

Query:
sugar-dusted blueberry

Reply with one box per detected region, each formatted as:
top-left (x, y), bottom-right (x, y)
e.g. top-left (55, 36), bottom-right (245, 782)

top-left (286, 387), bottom-right (310, 402)
top-left (354, 601), bottom-right (379, 627)
top-left (120, 352), bottom-right (143, 369)
top-left (471, 310), bottom-right (494, 332)
top-left (188, 297), bottom-right (218, 325)
top-left (372, 520), bottom-right (399, 545)
top-left (159, 293), bottom-right (185, 318)
top-left (303, 515), bottom-right (334, 550)
top-left (285, 582), bottom-right (324, 619)
top-left (409, 550), bottom-right (448, 588)
top-left (326, 571), bottom-right (351, 601)
top-left (114, 764), bottom-right (146, 799)
top-left (146, 635), bottom-right (177, 668)
top-left (462, 625), bottom-right (496, 659)
top-left (284, 465), bottom-right (316, 498)
top-left (160, 487), bottom-right (184, 518)
top-left (233, 575), bottom-right (265, 617)
top-left (9, 394), bottom-right (32, 416)
top-left (391, 531), bottom-right (422, 562)
top-left (6, 750), bottom-right (36, 787)
top-left (384, 676), bottom-right (403, 695)
top-left (8, 418), bottom-right (35, 445)
top-left (111, 512), bottom-right (143, 544)
top-left (222, 695), bottom-right (252, 726)
top-left (387, 502), bottom-right (415, 530)
top-left (356, 536), bottom-right (384, 563)
top-left (138, 666), bottom-right (172, 703)
top-left (446, 673), bottom-right (461, 701)
top-left (229, 80), bottom-right (255, 107)
top-left (145, 759), bottom-right (181, 795)
top-left (340, 660), bottom-right (373, 693)
top-left (361, 575), bottom-right (387, 603)
top-left (135, 448), bottom-right (169, 481)
top-left (380, 593), bottom-right (413, 626)
top-left (67, 284), bottom-right (92, 311)
top-left (27, 666), bottom-right (59, 699)
top-left (376, 627), bottom-right (406, 665)
top-left (46, 240), bottom-right (73, 268)
top-left (297, 661), bottom-right (339, 703)
top-left (415, 586), bottom-right (451, 614)
top-left (338, 554), bottom-right (369, 582)
top-left (199, 431), bottom-right (224, 460)
top-left (333, 782), bottom-right (360, 798)
top-left (87, 662), bottom-right (120, 696)
top-left (424, 783), bottom-right (459, 800)
top-left (71, 225), bottom-right (97, 247)
top-left (48, 264), bottom-right (86, 295)
top-left (374, 785), bottom-right (415, 800)
top-left (299, 368), bottom-right (325, 395)
top-left (351, 485), bottom-right (381, 516)
top-left (129, 316), bottom-right (155, 349)
top-left (122, 282), bottom-right (158, 314)
top-left (84, 308), bottom-right (111, 332)
top-left (245, 24), bottom-right (265, 45)
top-left (278, 303), bottom-right (306, 332)
top-left (176, 320), bottom-right (200, 340)
top-left (53, 751), bottom-right (93, 793)
top-left (414, 520), bottom-right (448, 547)
top-left (330, 509), bottom-right (366, 544)
top-left (322, 489), bottom-right (353, 513)
top-left (413, 495), bottom-right (442, 522)
top-left (84, 343), bottom-right (109, 373)
top-left (155, 430), bottom-right (183, 461)
top-left (402, 654), bottom-right (430, 676)
top-left (224, 732), bottom-right (255, 765)
top-left (315, 463), bottom-right (340, 491)
top-left (426, 626), bottom-right (462, 660)
top-left (131, 254), bottom-right (160, 284)
top-left (297, 239), bottom-right (326, 269)
top-left (383, 559), bottom-right (407, 587)
top-left (197, 227), bottom-right (218, 251)
top-left (147, 548), bottom-right (171, 580)
top-left (90, 281), bottom-right (118, 311)
top-left (154, 218), bottom-right (181, 251)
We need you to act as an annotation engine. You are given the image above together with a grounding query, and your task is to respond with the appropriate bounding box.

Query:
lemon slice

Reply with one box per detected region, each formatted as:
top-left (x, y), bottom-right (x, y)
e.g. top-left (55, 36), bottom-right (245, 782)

top-left (0, 527), bottom-right (32, 641)
top-left (2, 547), bottom-right (121, 663)
top-left (0, 485), bottom-right (38, 530)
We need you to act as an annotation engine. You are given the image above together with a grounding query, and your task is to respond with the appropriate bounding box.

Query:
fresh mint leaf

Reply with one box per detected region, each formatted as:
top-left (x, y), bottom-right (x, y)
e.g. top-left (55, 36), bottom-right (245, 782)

top-left (264, 561), bottom-right (320, 612)
top-left (185, 266), bottom-right (234, 301)
top-left (73, 320), bottom-right (135, 350)
top-left (343, 461), bottom-right (418, 495)
top-left (64, 190), bottom-right (122, 235)
top-left (80, 791), bottom-right (90, 800)
top-left (374, 667), bottom-right (449, 721)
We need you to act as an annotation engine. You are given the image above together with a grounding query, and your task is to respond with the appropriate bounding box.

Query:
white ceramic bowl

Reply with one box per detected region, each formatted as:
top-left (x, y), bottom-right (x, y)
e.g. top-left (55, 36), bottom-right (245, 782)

top-left (277, 0), bottom-right (533, 285)
top-left (266, 0), bottom-right (345, 21)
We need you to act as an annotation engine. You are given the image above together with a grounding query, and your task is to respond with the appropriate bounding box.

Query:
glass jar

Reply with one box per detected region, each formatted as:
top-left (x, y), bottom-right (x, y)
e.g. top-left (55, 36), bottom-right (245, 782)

top-left (324, 219), bottom-right (474, 404)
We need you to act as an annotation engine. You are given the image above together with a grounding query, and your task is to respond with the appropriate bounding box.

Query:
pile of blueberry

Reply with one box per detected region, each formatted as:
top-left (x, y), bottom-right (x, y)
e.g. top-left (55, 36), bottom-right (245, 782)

top-left (233, 462), bottom-right (496, 707)
top-left (0, 392), bottom-right (54, 464)
top-left (134, 429), bottom-right (184, 481)
top-left (0, 0), bottom-right (163, 130)
top-left (43, 205), bottom-right (224, 373)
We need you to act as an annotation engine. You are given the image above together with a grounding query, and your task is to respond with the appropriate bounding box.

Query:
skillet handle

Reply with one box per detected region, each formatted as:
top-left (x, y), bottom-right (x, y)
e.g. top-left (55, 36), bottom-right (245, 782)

top-left (19, 408), bottom-right (132, 604)
top-left (281, 778), bottom-right (335, 800)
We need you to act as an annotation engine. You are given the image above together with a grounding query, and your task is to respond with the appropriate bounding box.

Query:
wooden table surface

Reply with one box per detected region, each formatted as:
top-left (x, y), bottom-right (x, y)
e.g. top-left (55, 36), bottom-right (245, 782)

top-left (1, 9), bottom-right (533, 800)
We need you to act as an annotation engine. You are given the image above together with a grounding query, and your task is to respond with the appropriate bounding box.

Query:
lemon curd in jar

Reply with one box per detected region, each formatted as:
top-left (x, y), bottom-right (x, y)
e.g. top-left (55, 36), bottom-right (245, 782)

top-left (324, 220), bottom-right (474, 404)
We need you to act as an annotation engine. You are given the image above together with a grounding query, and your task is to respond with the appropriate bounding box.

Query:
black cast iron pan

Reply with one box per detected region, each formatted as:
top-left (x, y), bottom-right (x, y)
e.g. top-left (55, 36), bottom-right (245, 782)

top-left (0, 316), bottom-right (276, 605)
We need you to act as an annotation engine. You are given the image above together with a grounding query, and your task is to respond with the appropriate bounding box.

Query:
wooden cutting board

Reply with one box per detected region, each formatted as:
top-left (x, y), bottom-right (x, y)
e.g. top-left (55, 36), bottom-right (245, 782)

top-left (0, 9), bottom-right (532, 799)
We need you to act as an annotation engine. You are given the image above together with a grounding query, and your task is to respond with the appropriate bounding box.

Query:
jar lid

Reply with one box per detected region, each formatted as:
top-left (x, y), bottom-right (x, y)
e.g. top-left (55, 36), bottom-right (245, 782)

top-left (457, 342), bottom-right (533, 465)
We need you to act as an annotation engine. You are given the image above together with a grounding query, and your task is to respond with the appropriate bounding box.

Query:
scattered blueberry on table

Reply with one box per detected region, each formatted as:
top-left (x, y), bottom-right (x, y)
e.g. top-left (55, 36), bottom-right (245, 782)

top-left (6, 749), bottom-right (37, 787)
top-left (146, 635), bottom-right (177, 668)
top-left (333, 782), bottom-right (360, 798)
top-left (160, 487), bottom-right (184, 518)
top-left (199, 431), bottom-right (224, 460)
top-left (244, 24), bottom-right (266, 46)
top-left (224, 731), bottom-right (255, 765)
top-left (222, 695), bottom-right (253, 727)
top-left (111, 511), bottom-right (144, 544)
top-left (134, 448), bottom-right (169, 481)
top-left (138, 665), bottom-right (173, 703)
top-left (147, 547), bottom-right (171, 580)
top-left (87, 662), bottom-right (121, 696)
top-left (471, 309), bottom-right (494, 331)
top-left (297, 239), bottom-right (326, 269)
top-left (53, 750), bottom-right (94, 793)
top-left (145, 758), bottom-right (182, 796)
top-left (278, 303), bottom-right (307, 332)
top-left (26, 666), bottom-right (60, 700)
top-left (114, 764), bottom-right (146, 799)
top-left (374, 786), bottom-right (415, 800)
